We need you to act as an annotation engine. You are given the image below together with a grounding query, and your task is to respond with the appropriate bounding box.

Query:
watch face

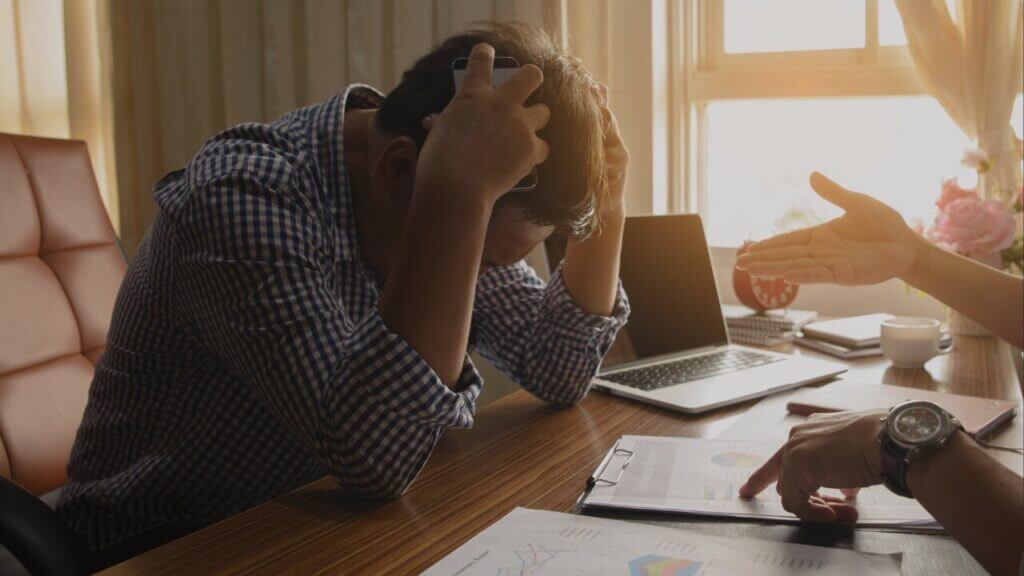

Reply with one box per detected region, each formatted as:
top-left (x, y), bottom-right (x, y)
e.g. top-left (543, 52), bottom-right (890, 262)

top-left (892, 405), bottom-right (943, 444)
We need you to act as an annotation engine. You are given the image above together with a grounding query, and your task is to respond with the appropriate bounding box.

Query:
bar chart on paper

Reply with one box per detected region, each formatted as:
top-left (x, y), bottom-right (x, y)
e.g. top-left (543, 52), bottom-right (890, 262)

top-left (423, 508), bottom-right (902, 576)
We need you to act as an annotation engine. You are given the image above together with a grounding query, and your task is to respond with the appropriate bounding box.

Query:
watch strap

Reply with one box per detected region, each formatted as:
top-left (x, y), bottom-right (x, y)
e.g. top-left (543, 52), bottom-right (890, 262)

top-left (879, 433), bottom-right (913, 498)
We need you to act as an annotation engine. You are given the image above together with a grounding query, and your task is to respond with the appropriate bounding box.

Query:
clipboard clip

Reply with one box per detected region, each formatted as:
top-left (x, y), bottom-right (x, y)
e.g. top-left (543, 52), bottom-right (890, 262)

top-left (590, 447), bottom-right (634, 487)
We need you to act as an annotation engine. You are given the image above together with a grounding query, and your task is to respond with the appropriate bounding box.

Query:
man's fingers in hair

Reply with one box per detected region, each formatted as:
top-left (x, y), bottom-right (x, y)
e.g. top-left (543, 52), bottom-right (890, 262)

top-left (461, 43), bottom-right (495, 90)
top-left (603, 108), bottom-right (626, 149)
top-left (421, 114), bottom-right (438, 132)
top-left (533, 136), bottom-right (550, 165)
top-left (501, 64), bottom-right (544, 103)
top-left (524, 103), bottom-right (551, 131)
top-left (590, 82), bottom-right (610, 107)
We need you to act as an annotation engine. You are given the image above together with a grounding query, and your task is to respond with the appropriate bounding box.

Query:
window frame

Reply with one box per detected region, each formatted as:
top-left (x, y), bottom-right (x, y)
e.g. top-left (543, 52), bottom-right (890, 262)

top-left (680, 0), bottom-right (932, 246)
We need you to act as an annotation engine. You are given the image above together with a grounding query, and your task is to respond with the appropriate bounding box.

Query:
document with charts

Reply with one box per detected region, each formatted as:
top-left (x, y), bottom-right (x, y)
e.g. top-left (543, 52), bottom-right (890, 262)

top-left (423, 507), bottom-right (902, 576)
top-left (579, 435), bottom-right (938, 530)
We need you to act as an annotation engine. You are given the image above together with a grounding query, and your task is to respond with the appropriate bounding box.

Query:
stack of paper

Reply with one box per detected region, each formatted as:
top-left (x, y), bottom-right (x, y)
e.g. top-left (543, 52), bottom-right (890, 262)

top-left (579, 435), bottom-right (939, 531)
top-left (794, 313), bottom-right (895, 359)
top-left (424, 508), bottom-right (902, 575)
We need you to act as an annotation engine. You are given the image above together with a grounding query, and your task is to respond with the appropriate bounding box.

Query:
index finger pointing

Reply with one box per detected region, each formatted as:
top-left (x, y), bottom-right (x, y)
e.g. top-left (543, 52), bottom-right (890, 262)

top-left (461, 43), bottom-right (495, 91)
top-left (739, 447), bottom-right (782, 498)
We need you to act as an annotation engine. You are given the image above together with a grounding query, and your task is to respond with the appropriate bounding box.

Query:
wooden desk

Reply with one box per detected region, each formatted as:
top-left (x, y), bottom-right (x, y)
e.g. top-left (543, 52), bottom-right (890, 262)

top-left (103, 337), bottom-right (1022, 575)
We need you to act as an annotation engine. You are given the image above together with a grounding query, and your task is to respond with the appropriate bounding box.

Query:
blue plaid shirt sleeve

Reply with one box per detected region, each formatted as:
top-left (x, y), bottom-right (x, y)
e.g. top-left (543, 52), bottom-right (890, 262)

top-left (473, 259), bottom-right (630, 405)
top-left (173, 159), bottom-right (481, 499)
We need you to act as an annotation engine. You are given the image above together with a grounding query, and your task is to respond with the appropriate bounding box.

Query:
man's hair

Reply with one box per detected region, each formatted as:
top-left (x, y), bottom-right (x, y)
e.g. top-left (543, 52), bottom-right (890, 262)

top-left (376, 22), bottom-right (605, 240)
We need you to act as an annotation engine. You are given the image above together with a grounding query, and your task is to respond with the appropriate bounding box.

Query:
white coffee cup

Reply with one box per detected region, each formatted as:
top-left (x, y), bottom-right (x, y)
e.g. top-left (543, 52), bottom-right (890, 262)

top-left (881, 317), bottom-right (952, 368)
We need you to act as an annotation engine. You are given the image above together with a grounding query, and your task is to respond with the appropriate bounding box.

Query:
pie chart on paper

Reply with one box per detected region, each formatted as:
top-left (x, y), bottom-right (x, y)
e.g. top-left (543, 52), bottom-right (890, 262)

top-left (710, 452), bottom-right (763, 469)
top-left (628, 554), bottom-right (703, 576)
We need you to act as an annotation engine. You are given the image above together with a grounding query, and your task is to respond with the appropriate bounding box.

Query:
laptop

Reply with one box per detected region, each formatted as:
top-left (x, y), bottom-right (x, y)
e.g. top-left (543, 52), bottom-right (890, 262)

top-left (591, 214), bottom-right (846, 413)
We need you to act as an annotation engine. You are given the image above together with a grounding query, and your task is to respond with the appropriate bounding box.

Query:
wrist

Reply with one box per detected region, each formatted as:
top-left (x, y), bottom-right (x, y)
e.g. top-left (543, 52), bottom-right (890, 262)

top-left (901, 234), bottom-right (933, 286)
top-left (878, 401), bottom-right (965, 499)
top-left (863, 415), bottom-right (887, 482)
top-left (412, 175), bottom-right (494, 220)
top-left (599, 202), bottom-right (626, 227)
top-left (906, 428), bottom-right (971, 491)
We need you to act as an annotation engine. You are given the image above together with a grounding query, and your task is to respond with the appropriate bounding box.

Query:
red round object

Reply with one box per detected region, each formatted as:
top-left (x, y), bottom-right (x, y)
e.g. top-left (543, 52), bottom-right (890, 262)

top-left (732, 242), bottom-right (799, 311)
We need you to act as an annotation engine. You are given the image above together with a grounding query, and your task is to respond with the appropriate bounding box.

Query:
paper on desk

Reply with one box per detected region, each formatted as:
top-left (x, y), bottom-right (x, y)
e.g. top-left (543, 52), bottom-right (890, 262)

top-left (716, 388), bottom-right (804, 443)
top-left (581, 435), bottom-right (939, 531)
top-left (423, 507), bottom-right (902, 576)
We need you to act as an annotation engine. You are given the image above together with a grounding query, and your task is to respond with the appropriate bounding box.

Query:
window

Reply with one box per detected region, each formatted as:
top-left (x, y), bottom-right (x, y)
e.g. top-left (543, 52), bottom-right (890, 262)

top-left (683, 0), bottom-right (1023, 247)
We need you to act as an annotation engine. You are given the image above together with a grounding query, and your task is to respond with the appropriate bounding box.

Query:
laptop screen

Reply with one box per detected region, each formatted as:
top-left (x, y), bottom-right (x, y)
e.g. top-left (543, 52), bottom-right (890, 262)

top-left (601, 214), bottom-right (729, 369)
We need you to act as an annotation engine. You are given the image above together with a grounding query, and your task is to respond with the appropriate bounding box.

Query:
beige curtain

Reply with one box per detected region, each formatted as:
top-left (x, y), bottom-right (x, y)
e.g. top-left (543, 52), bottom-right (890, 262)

top-left (0, 0), bottom-right (118, 229)
top-left (896, 0), bottom-right (1024, 198)
top-left (108, 0), bottom-right (611, 256)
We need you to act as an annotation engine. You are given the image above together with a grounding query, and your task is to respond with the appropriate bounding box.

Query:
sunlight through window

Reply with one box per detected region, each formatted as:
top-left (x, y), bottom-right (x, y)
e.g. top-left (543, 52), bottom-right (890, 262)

top-left (724, 0), bottom-right (864, 53)
top-left (704, 96), bottom-right (985, 246)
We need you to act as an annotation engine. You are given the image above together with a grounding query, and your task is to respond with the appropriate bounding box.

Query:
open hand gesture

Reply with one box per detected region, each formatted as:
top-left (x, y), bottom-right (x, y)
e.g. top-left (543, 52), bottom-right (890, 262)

top-left (736, 173), bottom-right (921, 286)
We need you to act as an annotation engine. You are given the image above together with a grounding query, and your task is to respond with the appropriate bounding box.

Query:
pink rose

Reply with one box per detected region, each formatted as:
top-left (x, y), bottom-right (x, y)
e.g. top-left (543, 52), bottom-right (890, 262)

top-left (927, 197), bottom-right (1016, 255)
top-left (936, 178), bottom-right (977, 210)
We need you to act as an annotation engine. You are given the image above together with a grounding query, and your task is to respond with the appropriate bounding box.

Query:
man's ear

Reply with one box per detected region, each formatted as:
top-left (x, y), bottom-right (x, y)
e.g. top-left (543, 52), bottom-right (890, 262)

top-left (371, 136), bottom-right (419, 203)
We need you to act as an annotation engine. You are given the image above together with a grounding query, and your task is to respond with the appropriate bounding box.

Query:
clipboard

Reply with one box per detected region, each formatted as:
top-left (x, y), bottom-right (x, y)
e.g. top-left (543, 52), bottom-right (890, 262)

top-left (574, 435), bottom-right (939, 531)
top-left (573, 439), bottom-right (634, 512)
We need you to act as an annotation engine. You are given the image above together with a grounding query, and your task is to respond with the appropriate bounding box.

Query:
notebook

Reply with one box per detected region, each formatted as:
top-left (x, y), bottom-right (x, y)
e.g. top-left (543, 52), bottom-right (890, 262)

top-left (723, 305), bottom-right (817, 346)
top-left (722, 305), bottom-right (818, 331)
top-left (793, 333), bottom-right (885, 358)
top-left (786, 381), bottom-right (1018, 439)
top-left (800, 313), bottom-right (894, 348)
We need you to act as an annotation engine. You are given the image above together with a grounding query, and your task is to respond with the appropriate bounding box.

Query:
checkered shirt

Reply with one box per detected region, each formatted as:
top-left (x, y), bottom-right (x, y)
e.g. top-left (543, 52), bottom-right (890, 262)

top-left (57, 85), bottom-right (629, 551)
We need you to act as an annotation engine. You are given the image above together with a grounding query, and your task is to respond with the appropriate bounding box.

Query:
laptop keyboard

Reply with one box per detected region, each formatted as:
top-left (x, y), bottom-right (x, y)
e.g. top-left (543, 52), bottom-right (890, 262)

top-left (601, 349), bottom-right (784, 391)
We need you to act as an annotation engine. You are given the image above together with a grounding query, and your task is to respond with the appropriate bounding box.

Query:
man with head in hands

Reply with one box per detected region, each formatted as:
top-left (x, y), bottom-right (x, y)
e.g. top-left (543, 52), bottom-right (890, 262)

top-left (59, 24), bottom-right (630, 565)
top-left (736, 172), bottom-right (1023, 576)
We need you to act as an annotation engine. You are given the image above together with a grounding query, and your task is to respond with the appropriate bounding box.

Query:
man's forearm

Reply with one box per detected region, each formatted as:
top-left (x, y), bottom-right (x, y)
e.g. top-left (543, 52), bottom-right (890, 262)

top-left (903, 239), bottom-right (1024, 348)
top-left (561, 206), bottom-right (625, 316)
top-left (907, 431), bottom-right (1024, 576)
top-left (380, 185), bottom-right (492, 386)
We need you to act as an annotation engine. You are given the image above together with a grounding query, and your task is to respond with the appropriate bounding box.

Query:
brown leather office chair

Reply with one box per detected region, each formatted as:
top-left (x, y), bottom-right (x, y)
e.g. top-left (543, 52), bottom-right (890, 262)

top-left (0, 133), bottom-right (125, 574)
top-left (0, 132), bottom-right (124, 496)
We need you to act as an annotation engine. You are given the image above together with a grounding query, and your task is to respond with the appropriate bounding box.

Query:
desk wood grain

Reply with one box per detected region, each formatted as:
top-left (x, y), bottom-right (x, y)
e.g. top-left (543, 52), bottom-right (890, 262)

top-left (102, 337), bottom-right (1022, 575)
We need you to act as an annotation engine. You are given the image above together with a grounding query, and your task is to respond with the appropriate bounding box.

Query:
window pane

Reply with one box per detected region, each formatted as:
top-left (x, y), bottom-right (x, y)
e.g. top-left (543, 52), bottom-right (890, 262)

top-left (879, 0), bottom-right (956, 46)
top-left (724, 0), bottom-right (865, 54)
top-left (703, 97), bottom-right (973, 246)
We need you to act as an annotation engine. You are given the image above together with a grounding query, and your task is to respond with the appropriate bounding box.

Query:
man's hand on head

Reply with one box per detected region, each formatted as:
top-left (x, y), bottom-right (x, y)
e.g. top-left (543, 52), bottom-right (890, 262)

top-left (415, 43), bottom-right (551, 208)
top-left (590, 82), bottom-right (629, 219)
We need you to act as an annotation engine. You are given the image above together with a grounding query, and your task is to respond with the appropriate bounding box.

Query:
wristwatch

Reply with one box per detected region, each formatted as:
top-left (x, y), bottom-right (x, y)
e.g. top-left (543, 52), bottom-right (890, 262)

top-left (878, 400), bottom-right (963, 498)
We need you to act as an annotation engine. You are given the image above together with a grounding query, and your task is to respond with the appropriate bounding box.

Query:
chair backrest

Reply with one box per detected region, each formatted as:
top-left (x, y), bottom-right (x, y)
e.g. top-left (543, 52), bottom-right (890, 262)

top-left (0, 133), bottom-right (126, 496)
